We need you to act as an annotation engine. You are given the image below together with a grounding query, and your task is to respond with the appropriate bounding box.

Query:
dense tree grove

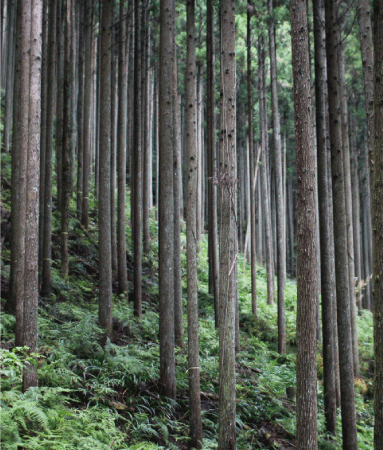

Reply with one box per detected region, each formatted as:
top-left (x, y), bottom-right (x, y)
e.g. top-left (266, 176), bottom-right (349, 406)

top-left (0, 0), bottom-right (381, 448)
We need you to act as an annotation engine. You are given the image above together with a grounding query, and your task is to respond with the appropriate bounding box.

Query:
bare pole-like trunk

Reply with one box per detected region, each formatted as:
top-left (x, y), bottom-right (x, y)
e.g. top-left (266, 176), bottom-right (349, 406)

top-left (186, 1), bottom-right (203, 445)
top-left (291, 0), bottom-right (318, 446)
top-left (325, 0), bottom-right (358, 446)
top-left (23, 0), bottom-right (43, 391)
top-left (133, 0), bottom-right (143, 319)
top-left (259, 35), bottom-right (275, 305)
top-left (206, 0), bottom-right (219, 327)
top-left (61, 0), bottom-right (72, 279)
top-left (372, 2), bottom-right (383, 447)
top-left (269, 0), bottom-right (286, 354)
top-left (218, 0), bottom-right (237, 447)
top-left (42, 0), bottom-right (57, 299)
top-left (159, 0), bottom-right (176, 399)
top-left (98, 0), bottom-right (113, 341)
top-left (247, 6), bottom-right (257, 316)
top-left (117, 0), bottom-right (128, 296)
top-left (76, 0), bottom-right (84, 220)
top-left (312, 0), bottom-right (337, 434)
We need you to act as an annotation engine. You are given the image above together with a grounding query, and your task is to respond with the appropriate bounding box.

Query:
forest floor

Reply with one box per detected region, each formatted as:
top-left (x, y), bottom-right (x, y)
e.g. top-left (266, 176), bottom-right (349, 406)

top-left (0, 152), bottom-right (375, 449)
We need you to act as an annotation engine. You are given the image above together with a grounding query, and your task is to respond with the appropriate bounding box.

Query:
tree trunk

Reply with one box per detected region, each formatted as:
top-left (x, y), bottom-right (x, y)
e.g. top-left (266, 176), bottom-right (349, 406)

top-left (291, 1), bottom-right (318, 447)
top-left (22, 0), bottom-right (43, 391)
top-left (42, 0), bottom-right (57, 299)
top-left (185, 2), bottom-right (203, 445)
top-left (3, 0), bottom-right (15, 154)
top-left (372, 2), bottom-right (383, 446)
top-left (247, 9), bottom-right (257, 316)
top-left (76, 0), bottom-right (84, 220)
top-left (259, 35), bottom-right (275, 306)
top-left (133, 0), bottom-right (143, 319)
top-left (218, 1), bottom-right (237, 448)
top-left (117, 0), bottom-right (128, 296)
top-left (159, 0), bottom-right (176, 399)
top-left (312, 0), bottom-right (337, 435)
top-left (98, 0), bottom-right (113, 341)
top-left (269, 0), bottom-right (286, 354)
top-left (56, 1), bottom-right (64, 214)
top-left (61, 0), bottom-right (72, 279)
top-left (325, 0), bottom-right (358, 446)
top-left (206, 0), bottom-right (219, 327)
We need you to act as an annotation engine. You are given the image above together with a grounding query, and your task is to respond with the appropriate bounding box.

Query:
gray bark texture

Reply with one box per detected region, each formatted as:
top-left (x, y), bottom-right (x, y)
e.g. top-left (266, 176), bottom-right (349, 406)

top-left (313, 0), bottom-right (337, 435)
top-left (373, 2), bottom-right (383, 447)
top-left (98, 0), bottom-right (113, 341)
top-left (290, 0), bottom-right (318, 447)
top-left (325, 0), bottom-right (358, 447)
top-left (218, 1), bottom-right (237, 448)
top-left (159, 0), bottom-right (176, 399)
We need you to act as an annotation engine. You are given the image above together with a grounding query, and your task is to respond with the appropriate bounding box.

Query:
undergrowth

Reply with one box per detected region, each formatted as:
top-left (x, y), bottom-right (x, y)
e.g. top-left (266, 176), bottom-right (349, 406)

top-left (0, 151), bottom-right (374, 449)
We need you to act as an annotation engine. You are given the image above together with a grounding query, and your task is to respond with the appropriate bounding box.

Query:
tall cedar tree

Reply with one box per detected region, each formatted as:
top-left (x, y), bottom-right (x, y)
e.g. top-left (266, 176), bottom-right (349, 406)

top-left (206, 0), bottom-right (219, 327)
top-left (373, 1), bottom-right (383, 447)
top-left (324, 0), bottom-right (358, 447)
top-left (98, 0), bottom-right (113, 341)
top-left (312, 0), bottom-right (337, 434)
top-left (290, 0), bottom-right (318, 447)
top-left (247, 5), bottom-right (257, 316)
top-left (268, 0), bottom-right (286, 354)
top-left (159, 0), bottom-right (176, 399)
top-left (186, 1), bottom-right (203, 445)
top-left (117, 0), bottom-right (128, 296)
top-left (133, 0), bottom-right (143, 318)
top-left (218, 0), bottom-right (237, 448)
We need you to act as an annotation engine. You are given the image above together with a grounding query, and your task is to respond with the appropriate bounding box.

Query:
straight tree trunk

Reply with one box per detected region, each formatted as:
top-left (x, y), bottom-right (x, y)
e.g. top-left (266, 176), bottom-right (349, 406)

top-left (325, 0), bottom-right (358, 446)
top-left (42, 0), bottom-right (57, 299)
top-left (206, 0), bottom-right (219, 327)
top-left (247, 7), bottom-right (257, 316)
top-left (372, 2), bottom-right (383, 447)
top-left (9, 0), bottom-right (21, 315)
top-left (98, 0), bottom-right (113, 341)
top-left (159, 0), bottom-right (176, 399)
top-left (117, 0), bottom-right (128, 296)
top-left (218, 1), bottom-right (237, 448)
top-left (269, 0), bottom-right (286, 354)
top-left (338, 37), bottom-right (359, 377)
top-left (81, 0), bottom-right (93, 229)
top-left (259, 35), bottom-right (275, 305)
top-left (186, 2), bottom-right (203, 445)
top-left (312, 0), bottom-right (337, 435)
top-left (22, 0), bottom-right (43, 391)
top-left (56, 1), bottom-right (64, 214)
top-left (133, 0), bottom-right (143, 319)
top-left (3, 0), bottom-right (15, 154)
top-left (61, 0), bottom-right (72, 279)
top-left (76, 0), bottom-right (84, 220)
top-left (174, 46), bottom-right (184, 348)
top-left (291, 1), bottom-right (318, 447)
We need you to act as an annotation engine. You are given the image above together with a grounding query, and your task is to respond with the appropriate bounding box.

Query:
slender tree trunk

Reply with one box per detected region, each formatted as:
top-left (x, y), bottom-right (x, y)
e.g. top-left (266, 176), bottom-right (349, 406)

top-left (133, 0), bottom-right (143, 319)
top-left (218, 1), bottom-right (237, 447)
top-left (82, 0), bottom-right (93, 229)
top-left (206, 0), bottom-right (219, 327)
top-left (56, 1), bottom-right (64, 214)
top-left (22, 0), bottom-right (43, 391)
top-left (338, 37), bottom-right (359, 377)
top-left (117, 0), bottom-right (128, 296)
top-left (76, 0), bottom-right (84, 220)
top-left (9, 0), bottom-right (21, 315)
top-left (259, 35), bottom-right (275, 305)
top-left (159, 0), bottom-right (176, 399)
top-left (373, 2), bottom-right (383, 447)
top-left (313, 0), bottom-right (337, 435)
top-left (269, 0), bottom-right (286, 354)
top-left (174, 46), bottom-right (184, 348)
top-left (3, 0), bottom-right (15, 154)
top-left (325, 0), bottom-right (358, 446)
top-left (186, 2), bottom-right (203, 445)
top-left (291, 1), bottom-right (318, 447)
top-left (61, 0), bottom-right (72, 279)
top-left (42, 0), bottom-right (57, 299)
top-left (98, 0), bottom-right (113, 341)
